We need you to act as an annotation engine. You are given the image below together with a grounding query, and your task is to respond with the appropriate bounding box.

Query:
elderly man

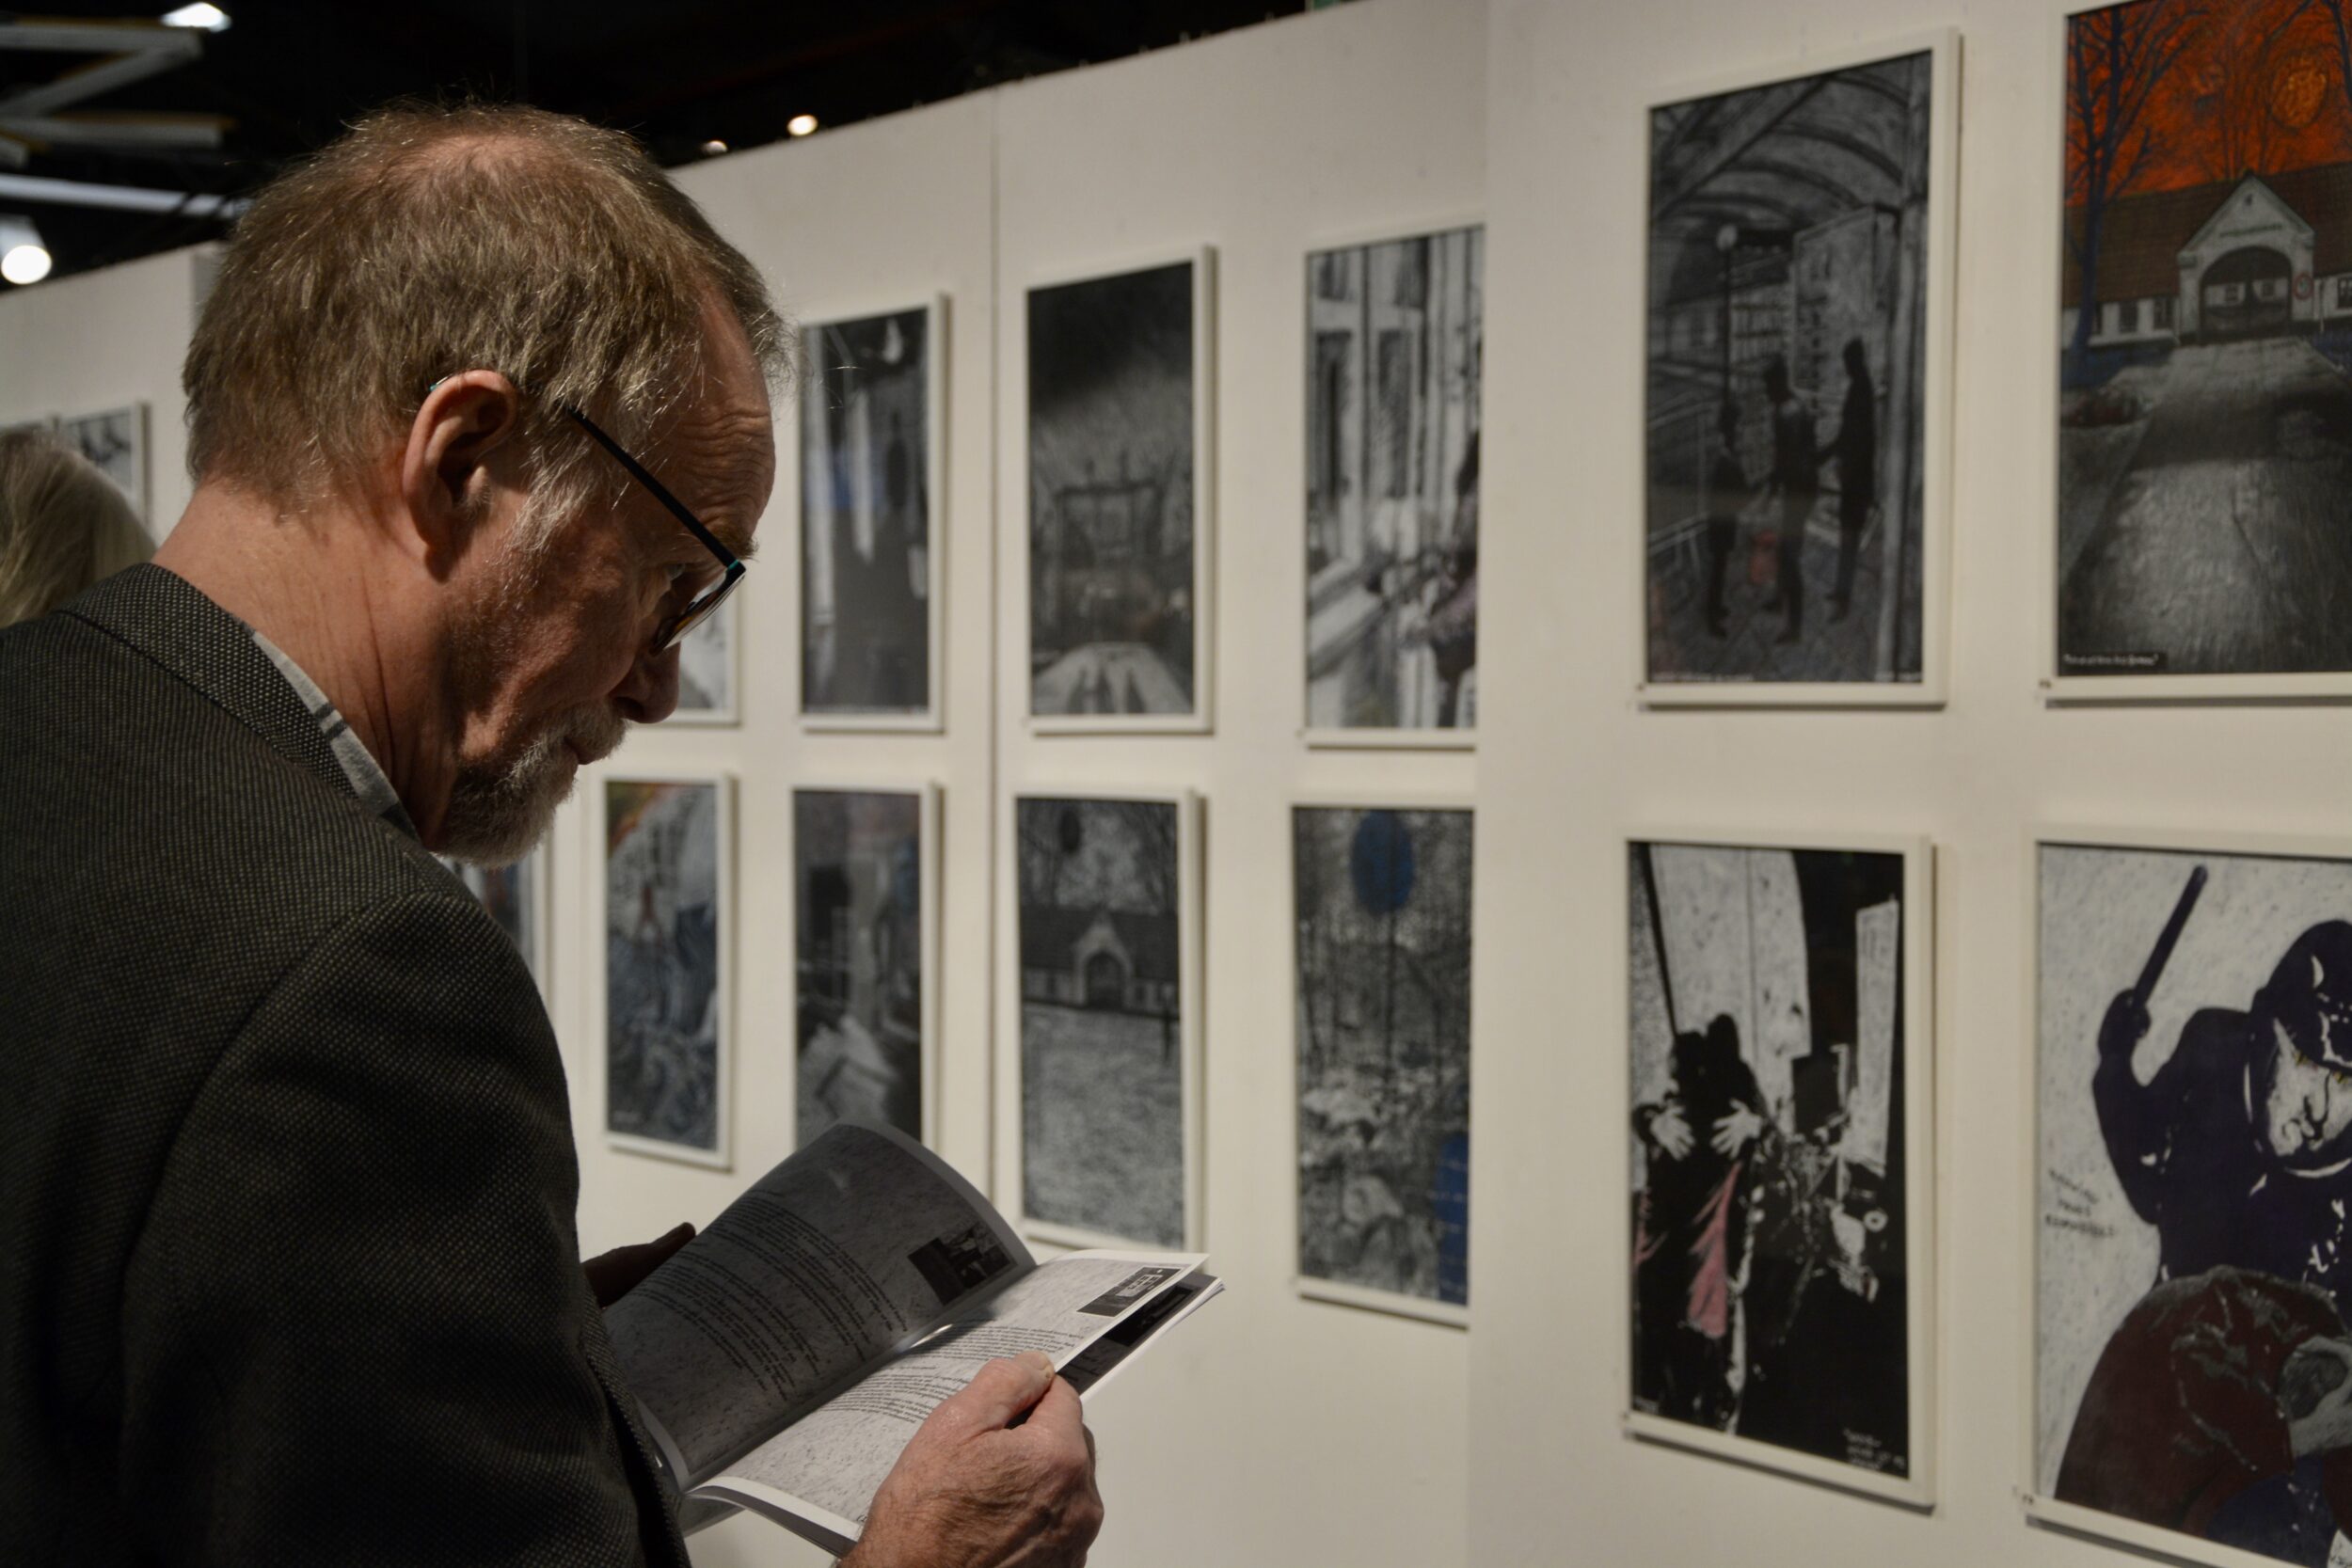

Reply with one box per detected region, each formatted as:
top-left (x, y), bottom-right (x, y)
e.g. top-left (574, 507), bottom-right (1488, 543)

top-left (0, 105), bottom-right (1100, 1567)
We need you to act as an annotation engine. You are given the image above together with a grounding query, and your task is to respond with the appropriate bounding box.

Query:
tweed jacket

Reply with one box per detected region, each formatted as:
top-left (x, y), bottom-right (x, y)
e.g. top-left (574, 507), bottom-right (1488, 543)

top-left (0, 565), bottom-right (687, 1567)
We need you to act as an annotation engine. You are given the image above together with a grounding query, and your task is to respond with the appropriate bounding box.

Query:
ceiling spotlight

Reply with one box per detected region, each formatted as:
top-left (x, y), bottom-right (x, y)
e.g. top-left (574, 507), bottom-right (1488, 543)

top-left (160, 3), bottom-right (231, 29)
top-left (700, 138), bottom-right (728, 156)
top-left (787, 114), bottom-right (818, 138)
top-left (0, 215), bottom-right (51, 286)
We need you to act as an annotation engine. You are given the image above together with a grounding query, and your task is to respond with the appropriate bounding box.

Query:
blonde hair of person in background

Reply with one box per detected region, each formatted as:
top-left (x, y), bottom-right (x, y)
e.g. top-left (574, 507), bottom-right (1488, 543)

top-left (0, 429), bottom-right (153, 626)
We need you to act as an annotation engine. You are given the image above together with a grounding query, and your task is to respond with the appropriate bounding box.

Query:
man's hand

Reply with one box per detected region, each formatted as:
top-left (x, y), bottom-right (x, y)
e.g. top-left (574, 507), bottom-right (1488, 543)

top-left (844, 1351), bottom-right (1104, 1568)
top-left (2287, 1338), bottom-right (2352, 1458)
top-left (582, 1222), bottom-right (694, 1307)
top-left (1710, 1105), bottom-right (1764, 1157)
top-left (2099, 991), bottom-right (2152, 1064)
top-left (1647, 1106), bottom-right (1694, 1161)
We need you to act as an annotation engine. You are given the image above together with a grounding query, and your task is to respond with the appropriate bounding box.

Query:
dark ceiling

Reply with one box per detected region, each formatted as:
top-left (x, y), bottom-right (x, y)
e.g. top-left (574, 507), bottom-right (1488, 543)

top-left (0, 1), bottom-right (1312, 283)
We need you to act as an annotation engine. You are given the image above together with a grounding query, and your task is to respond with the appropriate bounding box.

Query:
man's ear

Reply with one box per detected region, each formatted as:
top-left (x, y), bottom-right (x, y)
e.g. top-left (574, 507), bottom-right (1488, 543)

top-left (398, 371), bottom-right (524, 575)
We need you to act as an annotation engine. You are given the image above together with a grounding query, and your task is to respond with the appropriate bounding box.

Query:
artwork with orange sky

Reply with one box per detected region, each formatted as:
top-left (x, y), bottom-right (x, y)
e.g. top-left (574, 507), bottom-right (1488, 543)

top-left (2055, 0), bottom-right (2352, 682)
top-left (2068, 0), bottom-right (2352, 207)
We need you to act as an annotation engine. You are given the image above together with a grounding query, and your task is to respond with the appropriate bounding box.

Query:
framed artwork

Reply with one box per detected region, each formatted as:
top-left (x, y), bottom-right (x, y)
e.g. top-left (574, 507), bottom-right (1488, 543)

top-left (1025, 251), bottom-right (1216, 733)
top-left (799, 299), bottom-right (946, 730)
top-left (791, 784), bottom-right (940, 1148)
top-left (1292, 801), bottom-right (1473, 1324)
top-left (2029, 829), bottom-right (2352, 1568)
top-left (670, 596), bottom-right (737, 725)
top-left (1626, 832), bottom-right (1935, 1505)
top-left (602, 773), bottom-right (733, 1169)
top-left (438, 847), bottom-right (550, 992)
top-left (1303, 223), bottom-right (1484, 746)
top-left (57, 404), bottom-right (148, 523)
top-left (2050, 0), bottom-right (2352, 699)
top-left (1639, 32), bottom-right (1957, 705)
top-left (1008, 790), bottom-right (1202, 1248)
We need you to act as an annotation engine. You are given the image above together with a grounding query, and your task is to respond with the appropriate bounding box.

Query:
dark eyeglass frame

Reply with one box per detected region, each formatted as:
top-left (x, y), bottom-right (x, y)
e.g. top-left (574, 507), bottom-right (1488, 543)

top-left (558, 404), bottom-right (745, 656)
top-left (425, 374), bottom-right (745, 656)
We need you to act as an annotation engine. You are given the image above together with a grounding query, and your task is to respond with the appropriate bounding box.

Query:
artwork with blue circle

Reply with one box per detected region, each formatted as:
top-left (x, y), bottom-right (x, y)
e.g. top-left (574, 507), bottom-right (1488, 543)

top-left (1295, 805), bottom-right (1473, 1309)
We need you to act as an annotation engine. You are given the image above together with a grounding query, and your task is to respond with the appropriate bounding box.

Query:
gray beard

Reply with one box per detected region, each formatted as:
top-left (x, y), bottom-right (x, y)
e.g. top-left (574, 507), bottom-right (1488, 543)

top-left (439, 701), bottom-right (629, 865)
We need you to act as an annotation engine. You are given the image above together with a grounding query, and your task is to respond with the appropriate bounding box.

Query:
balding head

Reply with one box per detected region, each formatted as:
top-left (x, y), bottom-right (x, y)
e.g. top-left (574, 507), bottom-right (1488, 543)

top-left (184, 102), bottom-right (788, 527)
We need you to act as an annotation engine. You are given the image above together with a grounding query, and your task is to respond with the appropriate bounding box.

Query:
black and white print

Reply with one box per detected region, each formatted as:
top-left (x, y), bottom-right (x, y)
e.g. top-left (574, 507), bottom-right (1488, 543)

top-left (438, 848), bottom-right (545, 987)
top-left (801, 307), bottom-right (934, 719)
top-left (57, 404), bottom-right (145, 520)
top-left (2036, 839), bottom-right (2352, 1567)
top-left (795, 788), bottom-right (925, 1148)
top-left (1629, 841), bottom-right (1914, 1480)
top-left (673, 598), bottom-right (734, 722)
top-left (1305, 228), bottom-right (1483, 734)
top-left (1027, 261), bottom-right (1200, 721)
top-left (1295, 807), bottom-right (1472, 1311)
top-left (1016, 796), bottom-right (1187, 1245)
top-left (606, 778), bottom-right (727, 1163)
top-left (1645, 50), bottom-right (1937, 688)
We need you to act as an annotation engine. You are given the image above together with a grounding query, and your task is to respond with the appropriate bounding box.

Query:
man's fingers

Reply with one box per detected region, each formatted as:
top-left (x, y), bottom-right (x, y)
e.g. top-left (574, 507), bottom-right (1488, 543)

top-left (582, 1222), bottom-right (696, 1307)
top-left (925, 1352), bottom-right (1057, 1442)
top-left (1015, 1369), bottom-right (1090, 1451)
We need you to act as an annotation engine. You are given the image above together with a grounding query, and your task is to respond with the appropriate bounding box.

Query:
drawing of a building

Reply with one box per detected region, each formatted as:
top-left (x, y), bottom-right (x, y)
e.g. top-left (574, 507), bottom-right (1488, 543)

top-left (1019, 905), bottom-right (1178, 1016)
top-left (2062, 166), bottom-right (2352, 347)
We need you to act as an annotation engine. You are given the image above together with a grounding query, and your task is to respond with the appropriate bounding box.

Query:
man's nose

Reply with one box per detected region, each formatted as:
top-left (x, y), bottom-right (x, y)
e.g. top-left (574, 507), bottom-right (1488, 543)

top-left (614, 641), bottom-right (681, 725)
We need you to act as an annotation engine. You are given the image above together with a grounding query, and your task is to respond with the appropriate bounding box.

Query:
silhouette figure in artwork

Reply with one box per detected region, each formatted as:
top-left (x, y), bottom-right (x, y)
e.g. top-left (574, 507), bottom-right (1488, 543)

top-left (1633, 1015), bottom-right (1768, 1429)
top-left (1818, 338), bottom-right (1877, 623)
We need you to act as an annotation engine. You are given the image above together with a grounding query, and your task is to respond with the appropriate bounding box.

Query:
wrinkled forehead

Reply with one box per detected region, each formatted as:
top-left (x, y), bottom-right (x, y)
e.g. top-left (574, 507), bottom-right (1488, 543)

top-left (645, 305), bottom-right (777, 551)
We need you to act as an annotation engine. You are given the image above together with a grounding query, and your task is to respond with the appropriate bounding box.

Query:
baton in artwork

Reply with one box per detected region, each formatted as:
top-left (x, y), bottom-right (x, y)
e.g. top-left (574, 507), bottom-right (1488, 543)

top-left (2131, 863), bottom-right (2207, 1006)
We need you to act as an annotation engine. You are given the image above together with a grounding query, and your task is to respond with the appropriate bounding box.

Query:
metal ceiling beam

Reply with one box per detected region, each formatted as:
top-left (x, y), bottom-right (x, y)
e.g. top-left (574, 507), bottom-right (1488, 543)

top-left (0, 21), bottom-right (202, 119)
top-left (0, 171), bottom-right (245, 218)
top-left (0, 114), bottom-right (229, 150)
top-left (0, 18), bottom-right (199, 55)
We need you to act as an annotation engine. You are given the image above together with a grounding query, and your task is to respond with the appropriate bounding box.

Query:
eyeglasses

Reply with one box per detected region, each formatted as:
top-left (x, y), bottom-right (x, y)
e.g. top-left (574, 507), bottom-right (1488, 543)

top-left (560, 404), bottom-right (745, 656)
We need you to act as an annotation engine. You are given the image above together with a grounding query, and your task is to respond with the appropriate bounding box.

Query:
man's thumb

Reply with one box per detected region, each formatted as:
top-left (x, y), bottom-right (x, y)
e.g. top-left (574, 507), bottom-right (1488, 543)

top-left (930, 1352), bottom-right (1057, 1439)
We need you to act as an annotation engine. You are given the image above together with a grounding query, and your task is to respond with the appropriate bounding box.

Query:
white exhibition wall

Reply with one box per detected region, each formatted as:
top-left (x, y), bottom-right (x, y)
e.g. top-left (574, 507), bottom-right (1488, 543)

top-left (2, 1), bottom-right (2346, 1565)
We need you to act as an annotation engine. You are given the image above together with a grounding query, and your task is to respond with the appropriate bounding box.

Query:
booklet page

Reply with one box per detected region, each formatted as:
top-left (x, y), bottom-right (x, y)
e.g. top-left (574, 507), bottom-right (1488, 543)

top-left (698, 1251), bottom-right (1208, 1544)
top-left (605, 1122), bottom-right (1031, 1482)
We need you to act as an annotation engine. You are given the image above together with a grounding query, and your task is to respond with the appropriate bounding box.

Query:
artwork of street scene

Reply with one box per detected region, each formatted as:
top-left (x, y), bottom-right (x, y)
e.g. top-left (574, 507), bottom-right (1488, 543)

top-left (1305, 228), bottom-right (1483, 732)
top-left (802, 308), bottom-right (932, 716)
top-left (606, 780), bottom-right (724, 1157)
top-left (794, 789), bottom-right (924, 1147)
top-left (1629, 842), bottom-right (1912, 1477)
top-left (1028, 262), bottom-right (1198, 720)
top-left (674, 599), bottom-right (731, 720)
top-left (58, 404), bottom-right (145, 520)
top-left (1294, 807), bottom-right (1472, 1308)
top-left (2059, 0), bottom-right (2352, 678)
top-left (437, 850), bottom-right (541, 986)
top-left (2037, 842), bottom-right (2352, 1566)
top-left (1645, 52), bottom-right (1934, 686)
top-left (1017, 796), bottom-right (1186, 1245)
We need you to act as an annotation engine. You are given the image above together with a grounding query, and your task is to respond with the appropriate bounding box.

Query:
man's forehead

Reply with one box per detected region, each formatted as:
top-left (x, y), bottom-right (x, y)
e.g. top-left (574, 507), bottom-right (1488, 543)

top-left (660, 399), bottom-right (774, 555)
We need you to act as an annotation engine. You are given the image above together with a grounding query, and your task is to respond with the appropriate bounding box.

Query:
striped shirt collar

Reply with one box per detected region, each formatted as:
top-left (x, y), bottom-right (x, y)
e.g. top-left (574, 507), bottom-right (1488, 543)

top-left (249, 628), bottom-right (420, 841)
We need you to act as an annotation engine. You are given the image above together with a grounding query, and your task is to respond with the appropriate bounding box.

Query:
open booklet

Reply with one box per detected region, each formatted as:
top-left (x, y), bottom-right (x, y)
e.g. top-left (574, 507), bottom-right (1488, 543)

top-left (604, 1122), bottom-right (1221, 1557)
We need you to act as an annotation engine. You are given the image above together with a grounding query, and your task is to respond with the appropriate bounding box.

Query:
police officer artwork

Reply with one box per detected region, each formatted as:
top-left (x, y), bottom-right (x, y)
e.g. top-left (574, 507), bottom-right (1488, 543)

top-left (2037, 839), bottom-right (2352, 1568)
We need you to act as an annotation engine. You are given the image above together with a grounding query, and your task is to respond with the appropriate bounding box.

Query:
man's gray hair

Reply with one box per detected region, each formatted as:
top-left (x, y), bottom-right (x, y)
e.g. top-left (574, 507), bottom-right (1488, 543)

top-left (183, 102), bottom-right (791, 533)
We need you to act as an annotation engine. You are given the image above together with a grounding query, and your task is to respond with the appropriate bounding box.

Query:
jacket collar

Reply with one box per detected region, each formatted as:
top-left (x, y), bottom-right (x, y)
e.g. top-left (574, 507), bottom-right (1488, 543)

top-left (64, 563), bottom-right (358, 808)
